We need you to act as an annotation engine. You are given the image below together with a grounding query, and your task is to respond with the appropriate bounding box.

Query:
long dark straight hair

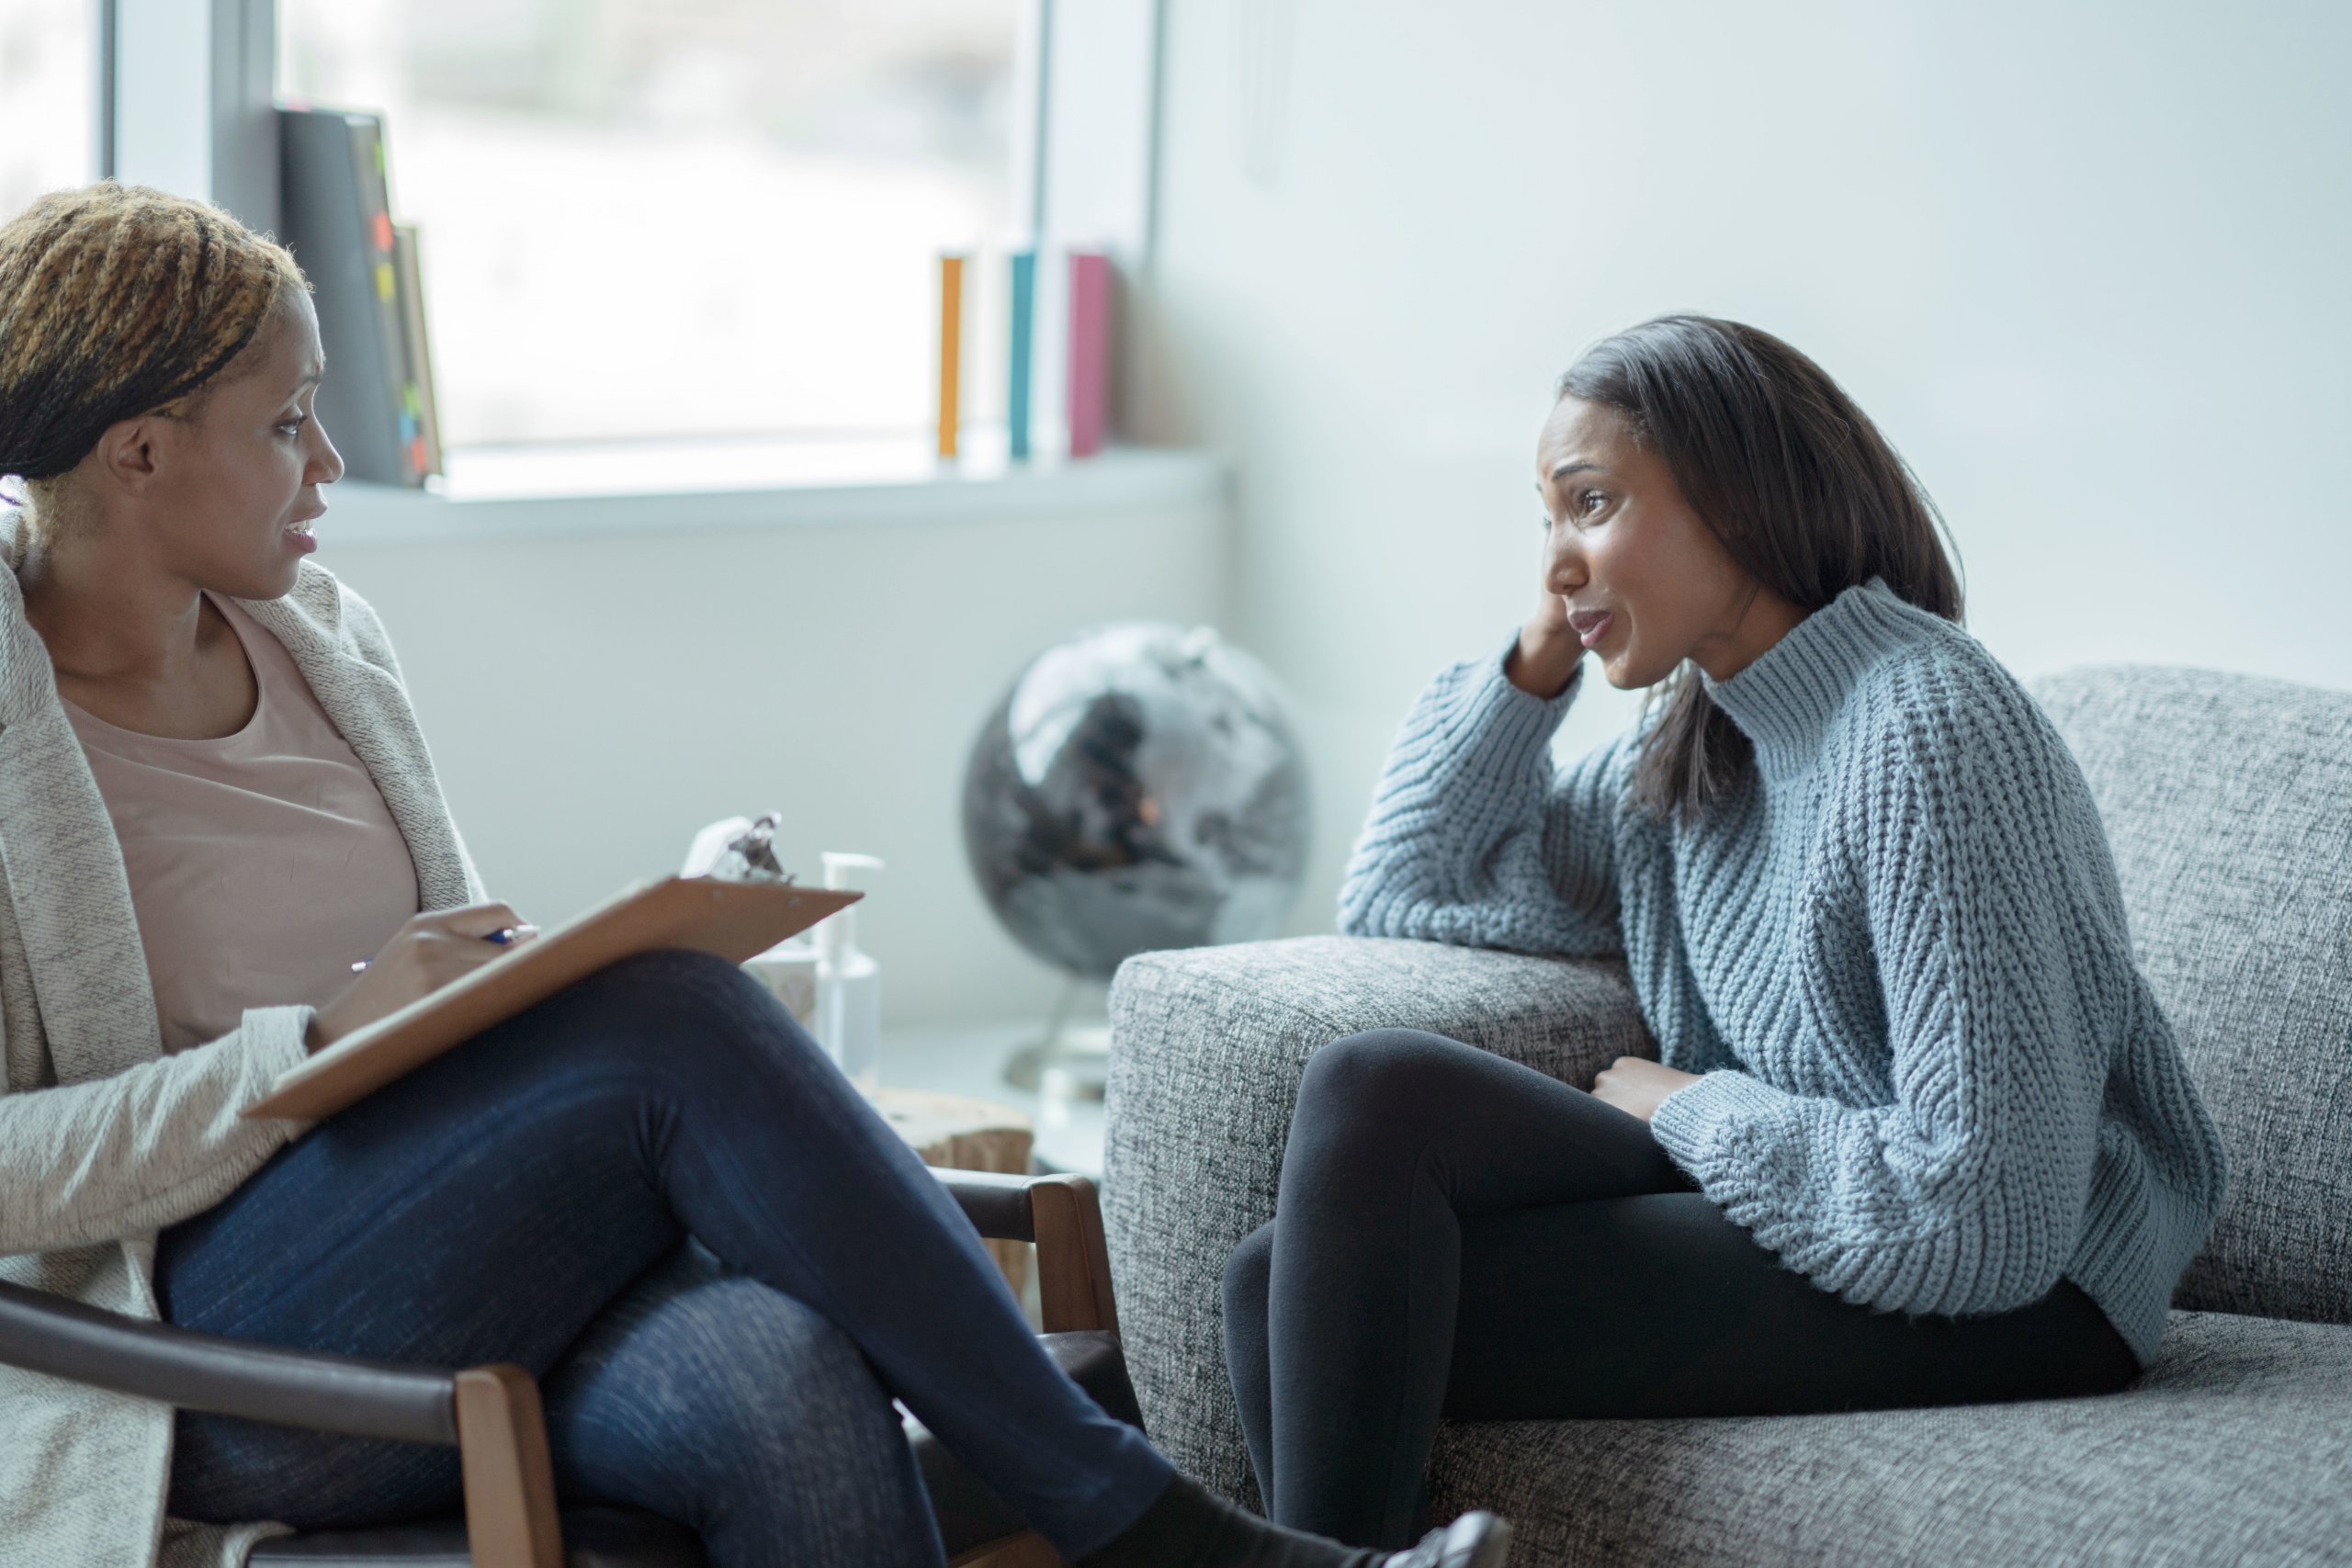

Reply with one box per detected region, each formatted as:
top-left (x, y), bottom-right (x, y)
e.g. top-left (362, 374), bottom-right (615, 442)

top-left (1556, 316), bottom-right (1964, 822)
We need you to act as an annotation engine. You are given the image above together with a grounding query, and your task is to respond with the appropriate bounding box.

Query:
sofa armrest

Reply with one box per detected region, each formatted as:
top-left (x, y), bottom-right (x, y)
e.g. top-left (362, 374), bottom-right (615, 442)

top-left (1102, 934), bottom-right (1650, 1505)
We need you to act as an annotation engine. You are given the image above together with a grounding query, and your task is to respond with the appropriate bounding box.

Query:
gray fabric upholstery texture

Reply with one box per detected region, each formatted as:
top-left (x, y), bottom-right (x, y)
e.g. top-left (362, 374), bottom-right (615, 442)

top-left (1102, 663), bottom-right (2352, 1563)
top-left (1426, 1310), bottom-right (2352, 1567)
top-left (2030, 667), bottom-right (2352, 1326)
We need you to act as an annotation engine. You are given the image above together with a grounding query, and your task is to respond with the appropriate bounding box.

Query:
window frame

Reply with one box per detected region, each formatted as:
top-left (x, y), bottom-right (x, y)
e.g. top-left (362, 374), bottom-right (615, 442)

top-left (99, 0), bottom-right (1166, 474)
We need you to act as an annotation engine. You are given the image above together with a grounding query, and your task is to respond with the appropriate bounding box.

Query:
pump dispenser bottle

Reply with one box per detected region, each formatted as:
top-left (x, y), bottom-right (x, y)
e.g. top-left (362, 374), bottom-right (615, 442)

top-left (814, 852), bottom-right (885, 1088)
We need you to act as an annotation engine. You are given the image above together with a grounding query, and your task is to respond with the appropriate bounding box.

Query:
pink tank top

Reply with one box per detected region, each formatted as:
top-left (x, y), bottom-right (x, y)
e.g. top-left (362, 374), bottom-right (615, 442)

top-left (64, 596), bottom-right (421, 1053)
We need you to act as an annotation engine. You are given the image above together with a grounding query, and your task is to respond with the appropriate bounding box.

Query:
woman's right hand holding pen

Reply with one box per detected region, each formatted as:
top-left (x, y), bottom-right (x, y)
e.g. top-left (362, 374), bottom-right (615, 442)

top-left (307, 902), bottom-right (538, 1053)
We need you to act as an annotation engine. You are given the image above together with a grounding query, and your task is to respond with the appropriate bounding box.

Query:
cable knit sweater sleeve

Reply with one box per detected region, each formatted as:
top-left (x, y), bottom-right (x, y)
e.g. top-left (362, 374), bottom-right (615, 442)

top-left (1648, 672), bottom-right (2118, 1320)
top-left (1339, 635), bottom-right (1631, 957)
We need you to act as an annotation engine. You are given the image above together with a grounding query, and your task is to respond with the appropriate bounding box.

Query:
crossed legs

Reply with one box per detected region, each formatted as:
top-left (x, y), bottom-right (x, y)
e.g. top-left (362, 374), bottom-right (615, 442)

top-left (160, 949), bottom-right (1170, 1566)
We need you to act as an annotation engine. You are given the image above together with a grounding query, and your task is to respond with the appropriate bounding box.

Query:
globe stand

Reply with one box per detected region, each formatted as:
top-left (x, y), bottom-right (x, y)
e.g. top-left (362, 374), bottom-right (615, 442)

top-left (1003, 976), bottom-right (1112, 1102)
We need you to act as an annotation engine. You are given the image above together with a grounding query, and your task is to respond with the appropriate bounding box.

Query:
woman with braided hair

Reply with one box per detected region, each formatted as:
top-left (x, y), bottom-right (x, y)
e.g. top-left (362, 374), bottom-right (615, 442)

top-left (0, 184), bottom-right (1509, 1568)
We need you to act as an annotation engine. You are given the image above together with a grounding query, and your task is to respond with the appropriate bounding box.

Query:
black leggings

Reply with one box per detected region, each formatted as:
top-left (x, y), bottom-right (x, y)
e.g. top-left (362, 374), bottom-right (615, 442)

top-left (1220, 1031), bottom-right (2137, 1549)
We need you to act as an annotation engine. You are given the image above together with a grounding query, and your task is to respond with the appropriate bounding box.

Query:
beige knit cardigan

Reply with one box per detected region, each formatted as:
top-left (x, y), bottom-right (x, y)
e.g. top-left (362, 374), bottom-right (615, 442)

top-left (0, 513), bottom-right (482, 1567)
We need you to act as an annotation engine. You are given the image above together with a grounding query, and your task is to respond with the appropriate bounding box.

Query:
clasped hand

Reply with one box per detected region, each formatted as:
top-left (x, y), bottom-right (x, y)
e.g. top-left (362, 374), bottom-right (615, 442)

top-left (306, 901), bottom-right (537, 1053)
top-left (1590, 1055), bottom-right (1702, 1122)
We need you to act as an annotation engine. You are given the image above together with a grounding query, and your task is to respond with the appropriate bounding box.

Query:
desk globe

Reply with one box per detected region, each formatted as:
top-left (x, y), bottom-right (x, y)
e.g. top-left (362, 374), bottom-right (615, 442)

top-left (963, 623), bottom-right (1310, 1094)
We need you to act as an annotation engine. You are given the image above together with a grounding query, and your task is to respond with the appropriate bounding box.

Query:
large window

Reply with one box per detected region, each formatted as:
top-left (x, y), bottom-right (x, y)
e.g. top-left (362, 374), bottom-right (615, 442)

top-left (0, 0), bottom-right (93, 217)
top-left (279, 0), bottom-right (1021, 450)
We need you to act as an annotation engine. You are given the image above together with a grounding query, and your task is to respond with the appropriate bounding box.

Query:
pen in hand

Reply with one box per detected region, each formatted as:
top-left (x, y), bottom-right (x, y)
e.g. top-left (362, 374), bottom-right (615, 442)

top-left (349, 924), bottom-right (535, 974)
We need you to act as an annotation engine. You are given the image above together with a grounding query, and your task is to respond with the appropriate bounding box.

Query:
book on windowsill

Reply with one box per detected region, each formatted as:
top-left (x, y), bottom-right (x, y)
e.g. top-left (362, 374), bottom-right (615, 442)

top-left (278, 105), bottom-right (443, 488)
top-left (241, 876), bottom-right (859, 1122)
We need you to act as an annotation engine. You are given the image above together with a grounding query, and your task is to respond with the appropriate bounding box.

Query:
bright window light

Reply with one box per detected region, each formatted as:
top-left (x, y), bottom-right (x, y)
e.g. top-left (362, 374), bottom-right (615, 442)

top-left (0, 0), bottom-right (94, 217)
top-left (278, 0), bottom-right (1020, 450)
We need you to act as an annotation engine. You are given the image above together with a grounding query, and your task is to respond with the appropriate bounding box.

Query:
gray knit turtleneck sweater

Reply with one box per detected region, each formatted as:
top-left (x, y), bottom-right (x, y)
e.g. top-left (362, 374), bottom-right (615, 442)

top-left (1339, 580), bottom-right (2226, 1364)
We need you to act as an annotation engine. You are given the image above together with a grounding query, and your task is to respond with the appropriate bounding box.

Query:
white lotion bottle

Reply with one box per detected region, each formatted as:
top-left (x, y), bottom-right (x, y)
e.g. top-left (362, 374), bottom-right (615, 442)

top-left (814, 852), bottom-right (885, 1089)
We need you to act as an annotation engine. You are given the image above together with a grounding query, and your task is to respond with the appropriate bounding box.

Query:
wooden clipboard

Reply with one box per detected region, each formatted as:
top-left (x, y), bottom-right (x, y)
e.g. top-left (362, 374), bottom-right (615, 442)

top-left (243, 876), bottom-right (860, 1122)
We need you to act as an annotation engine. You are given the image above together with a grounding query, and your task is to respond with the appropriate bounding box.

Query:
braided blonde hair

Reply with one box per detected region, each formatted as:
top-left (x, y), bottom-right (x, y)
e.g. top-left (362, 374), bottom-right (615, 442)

top-left (0, 184), bottom-right (307, 488)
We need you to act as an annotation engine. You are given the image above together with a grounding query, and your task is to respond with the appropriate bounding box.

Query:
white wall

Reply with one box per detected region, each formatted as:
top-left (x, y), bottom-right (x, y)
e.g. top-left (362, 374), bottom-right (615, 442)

top-left (1137, 0), bottom-right (2352, 936)
top-left (315, 468), bottom-right (1227, 1026)
top-left (301, 2), bottom-right (2346, 1025)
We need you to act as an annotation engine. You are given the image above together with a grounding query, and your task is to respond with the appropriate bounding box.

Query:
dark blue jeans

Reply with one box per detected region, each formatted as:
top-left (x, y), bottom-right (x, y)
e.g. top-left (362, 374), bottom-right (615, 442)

top-left (157, 950), bottom-right (1170, 1567)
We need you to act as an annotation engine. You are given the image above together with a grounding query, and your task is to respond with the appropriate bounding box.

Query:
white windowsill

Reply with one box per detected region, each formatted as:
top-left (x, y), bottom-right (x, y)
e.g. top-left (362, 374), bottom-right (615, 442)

top-left (315, 434), bottom-right (1227, 547)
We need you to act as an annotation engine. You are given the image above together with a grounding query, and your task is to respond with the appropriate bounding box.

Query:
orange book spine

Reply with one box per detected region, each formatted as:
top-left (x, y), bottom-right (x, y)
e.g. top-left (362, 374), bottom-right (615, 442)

top-left (937, 254), bottom-right (966, 458)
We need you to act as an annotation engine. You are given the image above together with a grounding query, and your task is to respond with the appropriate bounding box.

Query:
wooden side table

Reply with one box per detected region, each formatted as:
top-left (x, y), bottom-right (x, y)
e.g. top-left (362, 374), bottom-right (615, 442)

top-left (865, 1085), bottom-right (1035, 1300)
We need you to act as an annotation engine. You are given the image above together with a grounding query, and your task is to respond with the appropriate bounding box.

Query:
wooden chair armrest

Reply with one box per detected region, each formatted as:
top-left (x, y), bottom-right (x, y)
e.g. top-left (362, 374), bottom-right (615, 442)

top-left (0, 1280), bottom-right (456, 1441)
top-left (929, 1168), bottom-right (1119, 1336)
top-left (931, 1167), bottom-right (1041, 1240)
top-left (0, 1281), bottom-right (559, 1568)
top-left (456, 1364), bottom-right (564, 1568)
top-left (1027, 1175), bottom-right (1118, 1336)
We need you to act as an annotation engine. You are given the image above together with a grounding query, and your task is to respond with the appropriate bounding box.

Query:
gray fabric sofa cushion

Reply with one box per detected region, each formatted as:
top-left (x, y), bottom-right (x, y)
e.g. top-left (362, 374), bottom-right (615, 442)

top-left (1104, 935), bottom-right (1655, 1508)
top-left (2032, 667), bottom-right (2352, 1325)
top-left (1427, 1309), bottom-right (2352, 1567)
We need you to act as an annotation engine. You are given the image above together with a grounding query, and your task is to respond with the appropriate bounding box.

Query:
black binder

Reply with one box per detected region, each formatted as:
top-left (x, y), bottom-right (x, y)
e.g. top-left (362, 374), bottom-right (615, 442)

top-left (278, 107), bottom-right (441, 487)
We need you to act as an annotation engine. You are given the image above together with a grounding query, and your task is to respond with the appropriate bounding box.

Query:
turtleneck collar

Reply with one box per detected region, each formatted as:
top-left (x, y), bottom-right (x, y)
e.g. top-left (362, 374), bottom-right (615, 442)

top-left (1701, 579), bottom-right (1941, 783)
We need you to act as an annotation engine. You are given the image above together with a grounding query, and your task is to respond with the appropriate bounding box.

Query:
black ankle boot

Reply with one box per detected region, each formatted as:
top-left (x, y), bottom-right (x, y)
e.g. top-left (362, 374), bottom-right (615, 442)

top-left (1079, 1475), bottom-right (1512, 1568)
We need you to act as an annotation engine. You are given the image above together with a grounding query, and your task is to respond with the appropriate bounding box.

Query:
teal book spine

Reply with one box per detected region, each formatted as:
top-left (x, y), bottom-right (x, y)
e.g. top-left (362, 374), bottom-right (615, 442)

top-left (1008, 250), bottom-right (1036, 460)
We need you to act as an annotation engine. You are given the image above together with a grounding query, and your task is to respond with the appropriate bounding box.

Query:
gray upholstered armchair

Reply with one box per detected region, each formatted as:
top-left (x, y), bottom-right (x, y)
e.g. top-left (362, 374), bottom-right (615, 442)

top-left (1102, 666), bottom-right (2352, 1566)
top-left (0, 1168), bottom-right (1134, 1568)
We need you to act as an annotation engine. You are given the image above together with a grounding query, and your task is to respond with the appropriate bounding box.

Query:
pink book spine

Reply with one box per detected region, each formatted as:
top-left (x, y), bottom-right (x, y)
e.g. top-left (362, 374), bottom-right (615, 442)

top-left (1066, 250), bottom-right (1111, 457)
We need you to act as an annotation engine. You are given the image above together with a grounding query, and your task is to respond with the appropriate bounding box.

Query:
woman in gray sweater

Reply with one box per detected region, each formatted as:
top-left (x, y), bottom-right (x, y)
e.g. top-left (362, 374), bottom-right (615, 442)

top-left (0, 185), bottom-right (1502, 1568)
top-left (1220, 315), bottom-right (2228, 1549)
